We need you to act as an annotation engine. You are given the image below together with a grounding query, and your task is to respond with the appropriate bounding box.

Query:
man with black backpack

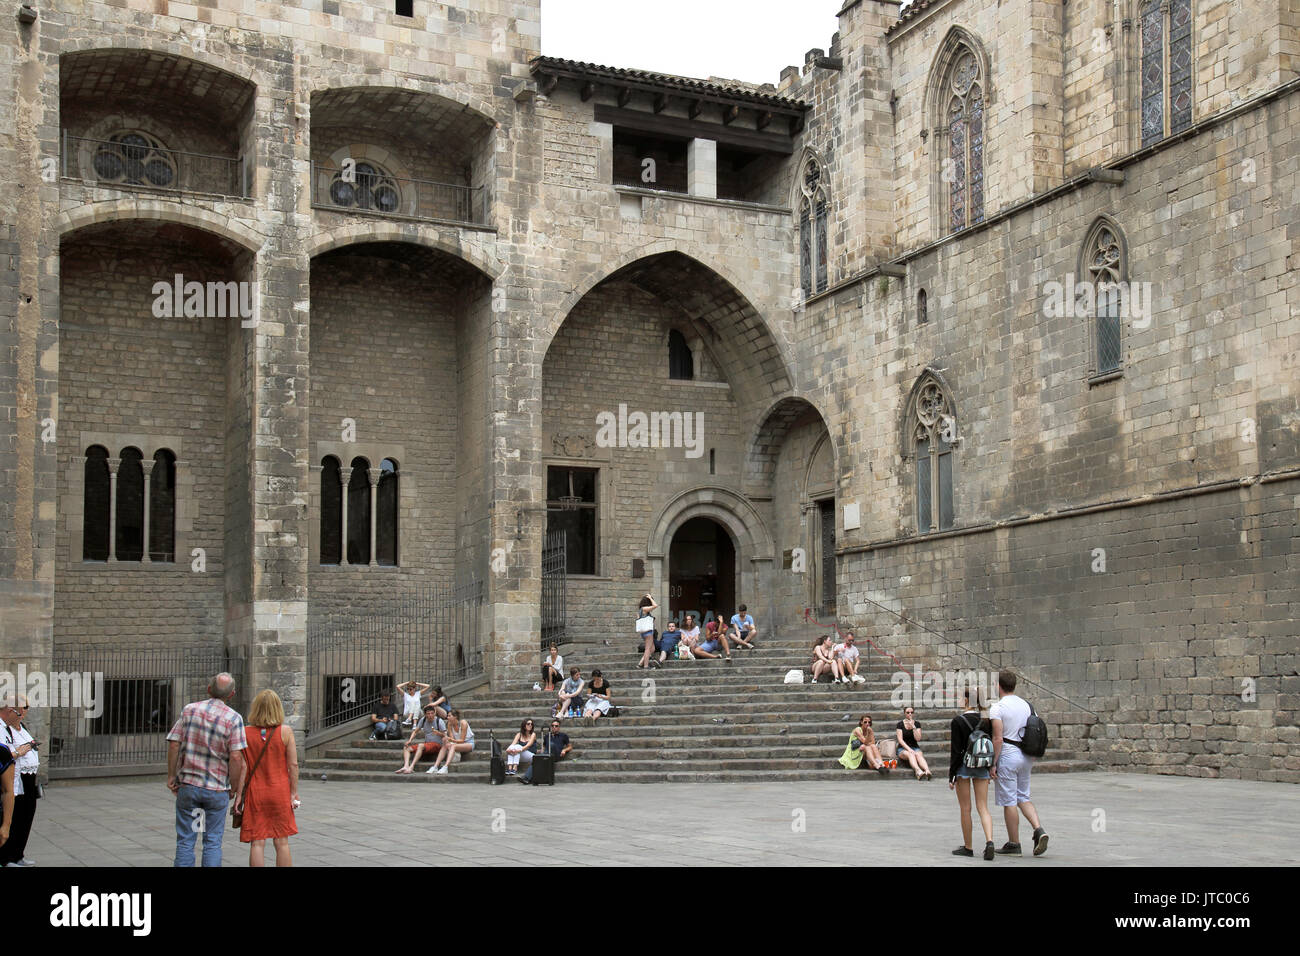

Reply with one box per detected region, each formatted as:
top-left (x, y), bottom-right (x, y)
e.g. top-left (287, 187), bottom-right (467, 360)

top-left (990, 670), bottom-right (1049, 857)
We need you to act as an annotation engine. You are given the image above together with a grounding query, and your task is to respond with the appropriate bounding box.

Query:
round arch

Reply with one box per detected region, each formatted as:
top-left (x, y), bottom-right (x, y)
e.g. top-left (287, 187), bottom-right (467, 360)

top-left (645, 485), bottom-right (776, 627)
top-left (58, 201), bottom-right (265, 253)
top-left (307, 222), bottom-right (503, 280)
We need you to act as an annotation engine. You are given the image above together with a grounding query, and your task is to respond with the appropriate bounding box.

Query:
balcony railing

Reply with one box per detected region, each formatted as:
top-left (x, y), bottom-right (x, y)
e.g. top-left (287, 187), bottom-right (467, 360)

top-left (61, 132), bottom-right (249, 199)
top-left (310, 163), bottom-right (487, 226)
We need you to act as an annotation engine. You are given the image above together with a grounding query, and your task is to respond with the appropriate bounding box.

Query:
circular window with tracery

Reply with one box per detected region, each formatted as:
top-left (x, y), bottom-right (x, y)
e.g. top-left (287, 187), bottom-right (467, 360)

top-left (328, 162), bottom-right (401, 213)
top-left (93, 131), bottom-right (177, 188)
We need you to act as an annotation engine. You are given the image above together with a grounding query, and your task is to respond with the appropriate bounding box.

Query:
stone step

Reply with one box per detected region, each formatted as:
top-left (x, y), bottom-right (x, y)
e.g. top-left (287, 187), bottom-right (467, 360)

top-left (303, 759), bottom-right (1097, 784)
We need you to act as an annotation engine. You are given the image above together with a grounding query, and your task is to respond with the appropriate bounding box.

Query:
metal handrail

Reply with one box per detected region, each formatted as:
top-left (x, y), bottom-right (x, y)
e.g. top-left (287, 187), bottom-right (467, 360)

top-left (60, 131), bottom-right (248, 198)
top-left (310, 163), bottom-right (487, 225)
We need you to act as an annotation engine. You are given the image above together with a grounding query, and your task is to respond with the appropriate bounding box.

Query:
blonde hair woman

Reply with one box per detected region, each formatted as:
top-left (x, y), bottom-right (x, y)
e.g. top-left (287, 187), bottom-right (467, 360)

top-left (237, 689), bottom-right (299, 867)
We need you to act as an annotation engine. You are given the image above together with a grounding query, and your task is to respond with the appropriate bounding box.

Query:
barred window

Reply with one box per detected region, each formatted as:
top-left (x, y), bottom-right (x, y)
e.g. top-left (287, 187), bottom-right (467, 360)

top-left (1140, 0), bottom-right (1194, 147)
top-left (546, 466), bottom-right (598, 575)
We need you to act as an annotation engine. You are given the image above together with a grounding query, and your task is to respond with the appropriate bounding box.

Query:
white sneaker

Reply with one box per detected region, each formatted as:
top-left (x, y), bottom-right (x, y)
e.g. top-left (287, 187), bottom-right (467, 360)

top-left (852, 675), bottom-right (866, 684)
top-left (435, 766), bottom-right (448, 775)
top-left (426, 765), bottom-right (438, 773)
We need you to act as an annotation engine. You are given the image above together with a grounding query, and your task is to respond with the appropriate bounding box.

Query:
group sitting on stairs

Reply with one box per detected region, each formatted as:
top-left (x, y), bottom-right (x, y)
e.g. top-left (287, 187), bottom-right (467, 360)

top-left (634, 594), bottom-right (759, 669)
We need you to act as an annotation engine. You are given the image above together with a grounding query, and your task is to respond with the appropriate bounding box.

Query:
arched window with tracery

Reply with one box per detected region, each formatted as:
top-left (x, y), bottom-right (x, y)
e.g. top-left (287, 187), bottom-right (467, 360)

top-left (798, 154), bottom-right (829, 298)
top-left (1083, 218), bottom-right (1128, 376)
top-left (909, 377), bottom-right (956, 534)
top-left (83, 446), bottom-right (111, 561)
top-left (376, 458), bottom-right (399, 567)
top-left (1140, 0), bottom-right (1194, 147)
top-left (944, 48), bottom-right (985, 232)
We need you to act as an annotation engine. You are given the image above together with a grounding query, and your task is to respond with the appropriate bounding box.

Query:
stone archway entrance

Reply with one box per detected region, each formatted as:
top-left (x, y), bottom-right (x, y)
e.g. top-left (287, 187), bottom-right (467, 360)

top-left (667, 516), bottom-right (736, 627)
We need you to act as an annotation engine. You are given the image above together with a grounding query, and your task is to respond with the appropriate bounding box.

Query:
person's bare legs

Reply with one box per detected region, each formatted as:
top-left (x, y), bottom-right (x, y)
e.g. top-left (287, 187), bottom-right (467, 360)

top-left (900, 748), bottom-right (922, 779)
top-left (638, 633), bottom-right (654, 667)
top-left (973, 779), bottom-right (994, 844)
top-left (273, 836), bottom-right (293, 867)
top-left (249, 839), bottom-right (266, 867)
top-left (865, 744), bottom-right (883, 769)
top-left (719, 632), bottom-right (732, 659)
top-left (914, 751), bottom-right (932, 777)
top-left (1004, 805), bottom-right (1020, 844)
top-left (955, 778), bottom-right (973, 849)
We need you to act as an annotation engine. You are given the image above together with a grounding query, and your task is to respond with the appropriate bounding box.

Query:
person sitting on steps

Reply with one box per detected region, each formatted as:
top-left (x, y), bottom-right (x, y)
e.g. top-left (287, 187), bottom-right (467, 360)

top-left (833, 633), bottom-right (865, 684)
top-left (541, 643), bottom-right (564, 692)
top-left (810, 635), bottom-right (841, 684)
top-left (554, 667), bottom-right (586, 718)
top-left (729, 604), bottom-right (758, 650)
top-left (504, 718), bottom-right (537, 777)
top-left (896, 706), bottom-right (933, 780)
top-left (656, 620), bottom-right (682, 664)
top-left (694, 614), bottom-right (733, 662)
top-left (396, 704), bottom-right (444, 774)
top-left (583, 671), bottom-right (613, 723)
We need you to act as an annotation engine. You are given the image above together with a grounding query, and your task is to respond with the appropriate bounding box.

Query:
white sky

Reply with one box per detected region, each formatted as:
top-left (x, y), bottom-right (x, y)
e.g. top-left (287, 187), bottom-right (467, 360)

top-left (540, 0), bottom-right (843, 87)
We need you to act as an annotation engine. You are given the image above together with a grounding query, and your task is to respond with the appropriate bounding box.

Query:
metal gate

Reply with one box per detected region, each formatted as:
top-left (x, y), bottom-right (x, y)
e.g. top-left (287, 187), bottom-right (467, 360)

top-left (306, 579), bottom-right (483, 733)
top-left (541, 530), bottom-right (567, 649)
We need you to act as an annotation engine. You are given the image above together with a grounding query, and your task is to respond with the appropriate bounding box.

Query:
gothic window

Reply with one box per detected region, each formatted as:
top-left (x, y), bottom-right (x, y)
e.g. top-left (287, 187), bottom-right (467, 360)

top-left (376, 458), bottom-right (399, 567)
top-left (1084, 219), bottom-right (1128, 375)
top-left (917, 288), bottom-right (928, 325)
top-left (668, 330), bottom-right (694, 380)
top-left (1140, 0), bottom-right (1194, 147)
top-left (911, 378), bottom-right (955, 534)
top-left (546, 466), bottom-right (598, 575)
top-left (347, 456), bottom-right (372, 565)
top-left (116, 447), bottom-right (145, 562)
top-left (329, 161), bottom-right (401, 214)
top-left (83, 446), bottom-right (111, 562)
top-left (798, 155), bottom-right (829, 298)
top-left (320, 456), bottom-right (342, 565)
top-left (149, 449), bottom-right (176, 562)
top-left (945, 49), bottom-right (985, 232)
top-left (92, 131), bottom-right (177, 188)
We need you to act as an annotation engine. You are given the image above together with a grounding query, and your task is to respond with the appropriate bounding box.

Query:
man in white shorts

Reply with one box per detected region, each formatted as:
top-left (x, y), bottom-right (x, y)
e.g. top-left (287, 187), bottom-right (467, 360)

top-left (833, 633), bottom-right (864, 683)
top-left (990, 669), bottom-right (1048, 856)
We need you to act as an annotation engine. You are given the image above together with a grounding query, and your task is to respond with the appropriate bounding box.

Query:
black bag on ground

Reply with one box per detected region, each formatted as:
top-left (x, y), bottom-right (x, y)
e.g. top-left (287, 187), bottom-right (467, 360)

top-left (489, 732), bottom-right (506, 785)
top-left (1017, 703), bottom-right (1049, 758)
top-left (385, 720), bottom-right (404, 741)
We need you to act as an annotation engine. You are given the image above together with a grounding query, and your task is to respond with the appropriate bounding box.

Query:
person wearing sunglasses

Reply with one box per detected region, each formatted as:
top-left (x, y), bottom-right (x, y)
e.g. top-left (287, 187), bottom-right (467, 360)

top-left (896, 706), bottom-right (933, 781)
top-left (521, 720), bottom-right (573, 783)
top-left (504, 718), bottom-right (538, 776)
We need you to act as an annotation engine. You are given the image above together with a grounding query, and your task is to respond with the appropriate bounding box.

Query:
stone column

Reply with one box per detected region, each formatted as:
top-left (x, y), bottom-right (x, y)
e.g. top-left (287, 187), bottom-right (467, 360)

top-left (141, 457), bottom-right (154, 563)
top-left (687, 138), bottom-right (717, 199)
top-left (339, 466), bottom-right (352, 567)
top-left (106, 456), bottom-right (121, 562)
top-left (368, 466), bottom-right (381, 566)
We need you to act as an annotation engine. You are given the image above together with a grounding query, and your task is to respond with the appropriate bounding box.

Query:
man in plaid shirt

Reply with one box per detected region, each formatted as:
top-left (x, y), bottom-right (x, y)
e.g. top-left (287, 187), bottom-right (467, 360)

top-left (166, 673), bottom-right (247, 867)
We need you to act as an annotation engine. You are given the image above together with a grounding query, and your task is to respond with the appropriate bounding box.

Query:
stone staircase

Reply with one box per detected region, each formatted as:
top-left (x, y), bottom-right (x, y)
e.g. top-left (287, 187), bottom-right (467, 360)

top-left (303, 635), bottom-right (1097, 784)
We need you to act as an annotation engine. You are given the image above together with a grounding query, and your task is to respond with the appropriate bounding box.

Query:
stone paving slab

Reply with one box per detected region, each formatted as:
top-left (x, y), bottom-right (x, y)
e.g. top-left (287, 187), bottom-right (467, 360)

top-left (20, 773), bottom-right (1300, 867)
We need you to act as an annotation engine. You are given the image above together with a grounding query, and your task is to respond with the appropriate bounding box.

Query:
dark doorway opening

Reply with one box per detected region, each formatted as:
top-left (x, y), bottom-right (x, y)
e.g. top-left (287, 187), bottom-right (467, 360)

top-left (668, 516), bottom-right (736, 626)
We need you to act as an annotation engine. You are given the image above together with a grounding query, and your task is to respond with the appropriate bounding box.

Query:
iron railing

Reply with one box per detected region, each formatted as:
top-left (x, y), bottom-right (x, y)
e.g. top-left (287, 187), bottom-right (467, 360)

top-left (306, 579), bottom-right (484, 733)
top-left (47, 644), bottom-right (247, 769)
top-left (541, 531), bottom-right (567, 649)
top-left (60, 132), bottom-right (248, 198)
top-left (310, 163), bottom-right (487, 225)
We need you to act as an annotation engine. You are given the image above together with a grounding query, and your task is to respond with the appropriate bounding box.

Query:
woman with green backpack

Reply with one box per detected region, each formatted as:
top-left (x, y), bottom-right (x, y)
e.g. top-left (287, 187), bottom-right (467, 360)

top-left (948, 687), bottom-right (995, 860)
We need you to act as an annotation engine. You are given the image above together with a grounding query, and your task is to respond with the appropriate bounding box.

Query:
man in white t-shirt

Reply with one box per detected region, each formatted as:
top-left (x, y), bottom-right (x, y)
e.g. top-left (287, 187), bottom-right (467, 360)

top-left (832, 634), bottom-right (864, 684)
top-left (989, 670), bottom-right (1048, 856)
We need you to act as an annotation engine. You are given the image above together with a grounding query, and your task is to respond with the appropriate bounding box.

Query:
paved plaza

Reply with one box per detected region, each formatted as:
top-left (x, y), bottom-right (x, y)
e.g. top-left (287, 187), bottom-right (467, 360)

top-left (25, 773), bottom-right (1300, 867)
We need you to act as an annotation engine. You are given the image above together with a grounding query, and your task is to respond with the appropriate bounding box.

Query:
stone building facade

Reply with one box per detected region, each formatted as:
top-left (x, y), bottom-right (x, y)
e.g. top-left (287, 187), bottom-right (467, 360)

top-left (0, 0), bottom-right (1295, 781)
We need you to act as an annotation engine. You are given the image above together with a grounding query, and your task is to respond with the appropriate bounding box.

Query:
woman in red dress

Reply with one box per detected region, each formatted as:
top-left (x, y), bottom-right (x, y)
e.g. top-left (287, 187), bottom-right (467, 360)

top-left (237, 689), bottom-right (299, 866)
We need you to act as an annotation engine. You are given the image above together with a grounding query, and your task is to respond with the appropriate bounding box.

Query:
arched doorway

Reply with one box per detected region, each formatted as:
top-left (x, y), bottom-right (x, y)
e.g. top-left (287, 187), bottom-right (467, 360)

top-left (667, 517), bottom-right (736, 626)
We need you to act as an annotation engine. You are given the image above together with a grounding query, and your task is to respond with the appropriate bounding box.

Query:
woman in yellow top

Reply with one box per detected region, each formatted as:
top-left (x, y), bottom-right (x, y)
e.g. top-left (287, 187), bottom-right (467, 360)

top-left (838, 715), bottom-right (888, 774)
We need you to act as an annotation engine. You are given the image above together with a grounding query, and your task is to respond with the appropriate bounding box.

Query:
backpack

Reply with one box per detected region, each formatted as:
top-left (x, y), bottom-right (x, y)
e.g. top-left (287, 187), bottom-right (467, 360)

top-left (962, 712), bottom-right (994, 769)
top-left (1018, 703), bottom-right (1049, 758)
